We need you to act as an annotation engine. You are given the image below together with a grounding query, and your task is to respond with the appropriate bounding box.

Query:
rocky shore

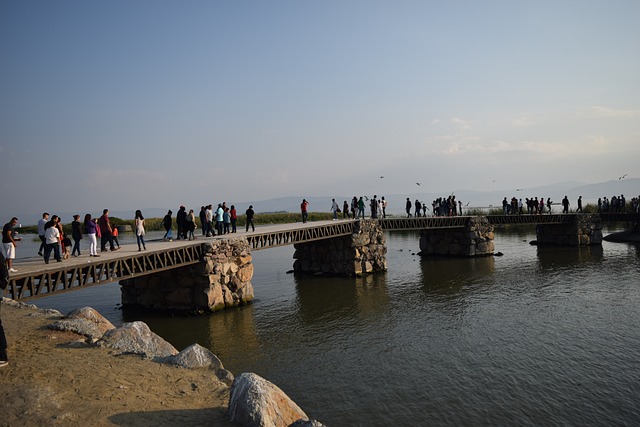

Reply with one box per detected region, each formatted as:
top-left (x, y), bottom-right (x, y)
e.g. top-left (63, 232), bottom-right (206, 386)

top-left (0, 298), bottom-right (324, 426)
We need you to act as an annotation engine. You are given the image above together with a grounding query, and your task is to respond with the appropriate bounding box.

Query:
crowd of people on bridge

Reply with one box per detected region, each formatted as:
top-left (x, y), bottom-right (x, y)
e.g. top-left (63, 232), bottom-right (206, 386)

top-left (499, 193), bottom-right (640, 215)
top-left (1, 201), bottom-right (259, 272)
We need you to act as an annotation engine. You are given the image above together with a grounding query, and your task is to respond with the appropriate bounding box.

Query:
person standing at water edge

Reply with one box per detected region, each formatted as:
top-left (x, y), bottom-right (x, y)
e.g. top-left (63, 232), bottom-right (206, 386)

top-left (71, 215), bottom-right (82, 257)
top-left (245, 205), bottom-right (255, 232)
top-left (301, 199), bottom-right (309, 223)
top-left (2, 218), bottom-right (21, 273)
top-left (37, 212), bottom-right (49, 256)
top-left (135, 210), bottom-right (146, 251)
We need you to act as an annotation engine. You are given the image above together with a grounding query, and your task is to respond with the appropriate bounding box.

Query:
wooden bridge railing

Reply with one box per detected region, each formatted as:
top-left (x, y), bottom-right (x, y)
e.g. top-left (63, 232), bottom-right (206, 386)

top-left (247, 221), bottom-right (355, 250)
top-left (6, 244), bottom-right (203, 300)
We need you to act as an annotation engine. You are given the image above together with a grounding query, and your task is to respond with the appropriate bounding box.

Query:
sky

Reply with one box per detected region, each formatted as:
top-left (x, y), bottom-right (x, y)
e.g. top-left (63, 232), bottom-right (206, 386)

top-left (1, 1), bottom-right (639, 222)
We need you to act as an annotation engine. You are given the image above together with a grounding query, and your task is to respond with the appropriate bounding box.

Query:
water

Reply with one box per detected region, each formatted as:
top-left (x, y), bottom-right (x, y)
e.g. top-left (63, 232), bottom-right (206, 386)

top-left (29, 226), bottom-right (640, 426)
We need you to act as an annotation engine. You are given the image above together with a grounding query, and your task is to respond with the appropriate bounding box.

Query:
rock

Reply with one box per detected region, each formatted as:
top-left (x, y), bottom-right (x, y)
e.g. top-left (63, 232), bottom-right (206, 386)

top-left (96, 321), bottom-right (178, 360)
top-left (603, 229), bottom-right (640, 243)
top-left (49, 307), bottom-right (115, 342)
top-left (228, 372), bottom-right (309, 427)
top-left (163, 343), bottom-right (235, 386)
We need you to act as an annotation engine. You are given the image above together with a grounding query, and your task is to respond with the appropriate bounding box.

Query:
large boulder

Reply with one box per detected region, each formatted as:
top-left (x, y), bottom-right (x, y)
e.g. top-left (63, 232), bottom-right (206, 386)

top-left (96, 321), bottom-right (178, 360)
top-left (163, 343), bottom-right (235, 386)
top-left (48, 306), bottom-right (115, 342)
top-left (228, 372), bottom-right (309, 427)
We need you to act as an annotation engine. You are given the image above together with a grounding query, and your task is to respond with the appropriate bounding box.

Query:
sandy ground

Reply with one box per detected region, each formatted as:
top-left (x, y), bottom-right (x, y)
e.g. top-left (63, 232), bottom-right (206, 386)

top-left (0, 299), bottom-right (234, 427)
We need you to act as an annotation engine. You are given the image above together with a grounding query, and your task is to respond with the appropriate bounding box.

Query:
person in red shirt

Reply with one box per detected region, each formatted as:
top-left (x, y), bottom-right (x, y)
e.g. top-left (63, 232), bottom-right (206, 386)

top-left (301, 199), bottom-right (309, 223)
top-left (230, 205), bottom-right (237, 233)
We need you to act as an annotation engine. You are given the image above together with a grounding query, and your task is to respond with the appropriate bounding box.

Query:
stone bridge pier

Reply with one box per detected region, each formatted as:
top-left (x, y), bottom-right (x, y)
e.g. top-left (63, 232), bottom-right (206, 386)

top-left (293, 219), bottom-right (387, 276)
top-left (418, 216), bottom-right (495, 257)
top-left (120, 239), bottom-right (255, 312)
top-left (535, 214), bottom-right (602, 246)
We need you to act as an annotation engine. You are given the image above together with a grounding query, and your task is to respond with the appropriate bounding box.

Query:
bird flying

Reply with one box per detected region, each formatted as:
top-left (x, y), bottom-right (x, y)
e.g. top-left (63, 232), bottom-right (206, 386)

top-left (619, 174), bottom-right (628, 180)
top-left (416, 182), bottom-right (421, 186)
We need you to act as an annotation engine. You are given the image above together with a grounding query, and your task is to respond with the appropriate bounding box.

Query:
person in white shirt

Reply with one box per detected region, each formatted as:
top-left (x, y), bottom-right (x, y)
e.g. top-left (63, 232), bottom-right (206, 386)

top-left (37, 212), bottom-right (49, 256)
top-left (43, 216), bottom-right (62, 264)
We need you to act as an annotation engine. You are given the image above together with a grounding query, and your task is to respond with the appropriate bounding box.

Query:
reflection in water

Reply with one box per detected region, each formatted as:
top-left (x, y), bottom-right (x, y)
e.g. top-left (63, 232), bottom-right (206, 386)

top-left (294, 273), bottom-right (390, 325)
top-left (536, 244), bottom-right (604, 268)
top-left (420, 255), bottom-right (496, 298)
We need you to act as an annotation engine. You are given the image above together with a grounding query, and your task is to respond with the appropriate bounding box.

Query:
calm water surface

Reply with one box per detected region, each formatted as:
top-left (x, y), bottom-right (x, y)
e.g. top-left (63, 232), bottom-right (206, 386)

top-left (32, 226), bottom-right (640, 426)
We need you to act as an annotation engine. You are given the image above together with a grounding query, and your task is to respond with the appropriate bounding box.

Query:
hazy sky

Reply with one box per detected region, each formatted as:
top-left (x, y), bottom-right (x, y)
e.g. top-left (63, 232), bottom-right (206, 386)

top-left (1, 1), bottom-right (639, 221)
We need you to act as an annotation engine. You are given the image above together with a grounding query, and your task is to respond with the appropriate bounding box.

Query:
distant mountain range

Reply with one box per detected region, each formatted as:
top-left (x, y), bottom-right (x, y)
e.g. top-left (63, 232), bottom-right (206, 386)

top-left (13, 178), bottom-right (639, 226)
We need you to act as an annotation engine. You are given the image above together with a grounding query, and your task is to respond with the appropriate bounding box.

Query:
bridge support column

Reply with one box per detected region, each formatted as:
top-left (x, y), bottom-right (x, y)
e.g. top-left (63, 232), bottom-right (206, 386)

top-left (293, 219), bottom-right (387, 276)
top-left (120, 239), bottom-right (254, 312)
top-left (419, 216), bottom-right (495, 257)
top-left (536, 214), bottom-right (602, 246)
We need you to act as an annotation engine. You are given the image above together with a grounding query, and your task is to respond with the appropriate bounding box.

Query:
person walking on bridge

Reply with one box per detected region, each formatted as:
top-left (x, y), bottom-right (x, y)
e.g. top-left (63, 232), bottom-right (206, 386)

top-left (135, 210), bottom-right (147, 251)
top-left (2, 217), bottom-right (21, 273)
top-left (562, 196), bottom-right (570, 214)
top-left (98, 209), bottom-right (117, 252)
top-left (357, 197), bottom-right (365, 219)
top-left (245, 205), bottom-right (255, 232)
top-left (162, 210), bottom-right (173, 241)
top-left (301, 199), bottom-right (309, 223)
top-left (84, 214), bottom-right (99, 257)
top-left (43, 215), bottom-right (62, 264)
top-left (331, 199), bottom-right (339, 220)
top-left (71, 215), bottom-right (82, 257)
top-left (230, 205), bottom-right (238, 233)
top-left (37, 212), bottom-right (49, 257)
top-left (406, 198), bottom-right (412, 218)
top-left (577, 196), bottom-right (583, 213)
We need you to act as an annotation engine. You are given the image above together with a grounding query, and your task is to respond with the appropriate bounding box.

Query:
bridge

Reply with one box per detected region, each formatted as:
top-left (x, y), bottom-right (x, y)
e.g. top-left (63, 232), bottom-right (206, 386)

top-left (3, 213), bottom-right (638, 302)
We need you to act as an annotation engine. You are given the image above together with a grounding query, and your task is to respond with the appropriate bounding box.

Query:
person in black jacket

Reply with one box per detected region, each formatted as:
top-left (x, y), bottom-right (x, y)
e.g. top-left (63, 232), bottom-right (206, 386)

top-left (176, 206), bottom-right (187, 240)
top-left (162, 210), bottom-right (173, 241)
top-left (245, 205), bottom-right (255, 232)
top-left (71, 215), bottom-right (82, 256)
